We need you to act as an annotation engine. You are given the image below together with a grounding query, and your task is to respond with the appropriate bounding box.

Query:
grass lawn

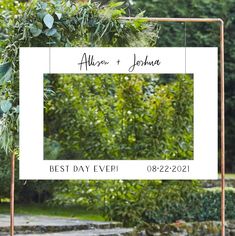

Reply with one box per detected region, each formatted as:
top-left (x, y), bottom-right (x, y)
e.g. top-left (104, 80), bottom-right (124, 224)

top-left (219, 173), bottom-right (235, 179)
top-left (0, 203), bottom-right (105, 221)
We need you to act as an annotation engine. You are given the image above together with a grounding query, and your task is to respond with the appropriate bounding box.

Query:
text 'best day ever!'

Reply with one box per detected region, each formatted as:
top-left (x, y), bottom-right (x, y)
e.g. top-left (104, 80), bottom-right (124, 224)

top-left (49, 165), bottom-right (119, 173)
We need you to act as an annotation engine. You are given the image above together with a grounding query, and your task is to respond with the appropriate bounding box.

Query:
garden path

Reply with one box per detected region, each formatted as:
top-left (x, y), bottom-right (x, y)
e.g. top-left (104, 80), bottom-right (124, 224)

top-left (0, 214), bottom-right (134, 236)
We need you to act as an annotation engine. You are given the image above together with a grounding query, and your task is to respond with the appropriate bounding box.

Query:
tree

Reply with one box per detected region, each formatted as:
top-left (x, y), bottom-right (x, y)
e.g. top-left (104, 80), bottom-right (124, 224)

top-left (129, 0), bottom-right (235, 172)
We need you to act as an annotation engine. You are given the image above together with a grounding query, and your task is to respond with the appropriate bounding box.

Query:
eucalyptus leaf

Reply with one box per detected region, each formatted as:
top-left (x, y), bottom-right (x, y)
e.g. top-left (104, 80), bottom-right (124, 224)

top-left (37, 10), bottom-right (47, 20)
top-left (36, 22), bottom-right (43, 29)
top-left (43, 14), bottom-right (54, 29)
top-left (54, 32), bottom-right (61, 41)
top-left (36, 2), bottom-right (47, 10)
top-left (55, 12), bottom-right (62, 20)
top-left (0, 100), bottom-right (12, 113)
top-left (41, 2), bottom-right (47, 10)
top-left (45, 28), bottom-right (57, 36)
top-left (13, 105), bottom-right (20, 113)
top-left (66, 1), bottom-right (71, 7)
top-left (29, 24), bottom-right (42, 37)
top-left (0, 62), bottom-right (12, 85)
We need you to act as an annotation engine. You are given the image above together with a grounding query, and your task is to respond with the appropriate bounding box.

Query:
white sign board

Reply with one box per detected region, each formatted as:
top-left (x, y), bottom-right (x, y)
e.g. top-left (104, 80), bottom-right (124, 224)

top-left (19, 47), bottom-right (218, 179)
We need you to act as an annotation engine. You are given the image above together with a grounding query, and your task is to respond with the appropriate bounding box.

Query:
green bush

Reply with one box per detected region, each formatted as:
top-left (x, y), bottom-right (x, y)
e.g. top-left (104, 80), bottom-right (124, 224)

top-left (0, 151), bottom-right (13, 200)
top-left (0, 150), bottom-right (56, 203)
top-left (52, 180), bottom-right (162, 226)
top-left (52, 181), bottom-right (235, 226)
top-left (44, 74), bottom-right (193, 160)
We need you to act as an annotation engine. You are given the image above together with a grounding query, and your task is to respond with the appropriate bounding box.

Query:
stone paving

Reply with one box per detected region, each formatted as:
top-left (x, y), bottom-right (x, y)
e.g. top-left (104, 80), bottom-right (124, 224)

top-left (14, 228), bottom-right (134, 236)
top-left (0, 214), bottom-right (134, 236)
top-left (0, 214), bottom-right (121, 227)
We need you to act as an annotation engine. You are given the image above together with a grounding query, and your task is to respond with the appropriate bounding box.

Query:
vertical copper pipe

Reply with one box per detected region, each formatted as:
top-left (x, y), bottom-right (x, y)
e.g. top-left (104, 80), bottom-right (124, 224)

top-left (10, 151), bottom-right (15, 236)
top-left (219, 19), bottom-right (225, 236)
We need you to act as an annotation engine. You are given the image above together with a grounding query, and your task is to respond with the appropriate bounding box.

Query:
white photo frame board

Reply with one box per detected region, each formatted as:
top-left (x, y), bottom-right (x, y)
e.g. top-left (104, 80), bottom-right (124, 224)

top-left (19, 47), bottom-right (218, 179)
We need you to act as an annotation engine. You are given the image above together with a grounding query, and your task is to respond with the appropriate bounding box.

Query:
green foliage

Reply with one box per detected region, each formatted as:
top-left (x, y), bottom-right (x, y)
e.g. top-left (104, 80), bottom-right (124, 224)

top-left (0, 150), bottom-right (29, 202)
top-left (44, 137), bottom-right (61, 160)
top-left (0, 0), bottom-right (158, 154)
top-left (44, 74), bottom-right (193, 160)
top-left (0, 149), bottom-right (55, 203)
top-left (148, 187), bottom-right (235, 223)
top-left (52, 180), bottom-right (235, 226)
top-left (0, 152), bottom-right (12, 199)
top-left (0, 1), bottom-right (26, 53)
top-left (51, 180), bottom-right (162, 226)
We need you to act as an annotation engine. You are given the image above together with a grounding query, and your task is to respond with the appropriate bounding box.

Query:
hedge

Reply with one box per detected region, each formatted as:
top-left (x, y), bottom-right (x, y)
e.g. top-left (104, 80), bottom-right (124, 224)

top-left (144, 187), bottom-right (235, 224)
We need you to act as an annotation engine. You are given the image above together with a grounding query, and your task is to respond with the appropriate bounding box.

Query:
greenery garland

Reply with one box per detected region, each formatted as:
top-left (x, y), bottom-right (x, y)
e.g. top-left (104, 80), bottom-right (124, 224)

top-left (0, 0), bottom-right (158, 154)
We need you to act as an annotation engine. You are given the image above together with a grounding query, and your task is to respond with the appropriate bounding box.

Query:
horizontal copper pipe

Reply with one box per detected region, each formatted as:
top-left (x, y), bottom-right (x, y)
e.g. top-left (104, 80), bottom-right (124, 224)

top-left (120, 17), bottom-right (223, 23)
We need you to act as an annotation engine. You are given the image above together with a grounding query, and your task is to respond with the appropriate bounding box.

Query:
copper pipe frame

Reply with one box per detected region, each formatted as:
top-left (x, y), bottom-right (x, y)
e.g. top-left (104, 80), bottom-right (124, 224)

top-left (120, 17), bottom-right (225, 235)
top-left (10, 151), bottom-right (15, 236)
top-left (9, 17), bottom-right (225, 236)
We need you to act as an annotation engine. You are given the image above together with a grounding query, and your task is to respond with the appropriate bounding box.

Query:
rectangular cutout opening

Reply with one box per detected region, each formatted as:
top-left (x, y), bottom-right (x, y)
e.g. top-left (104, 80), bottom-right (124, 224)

top-left (44, 73), bottom-right (193, 161)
